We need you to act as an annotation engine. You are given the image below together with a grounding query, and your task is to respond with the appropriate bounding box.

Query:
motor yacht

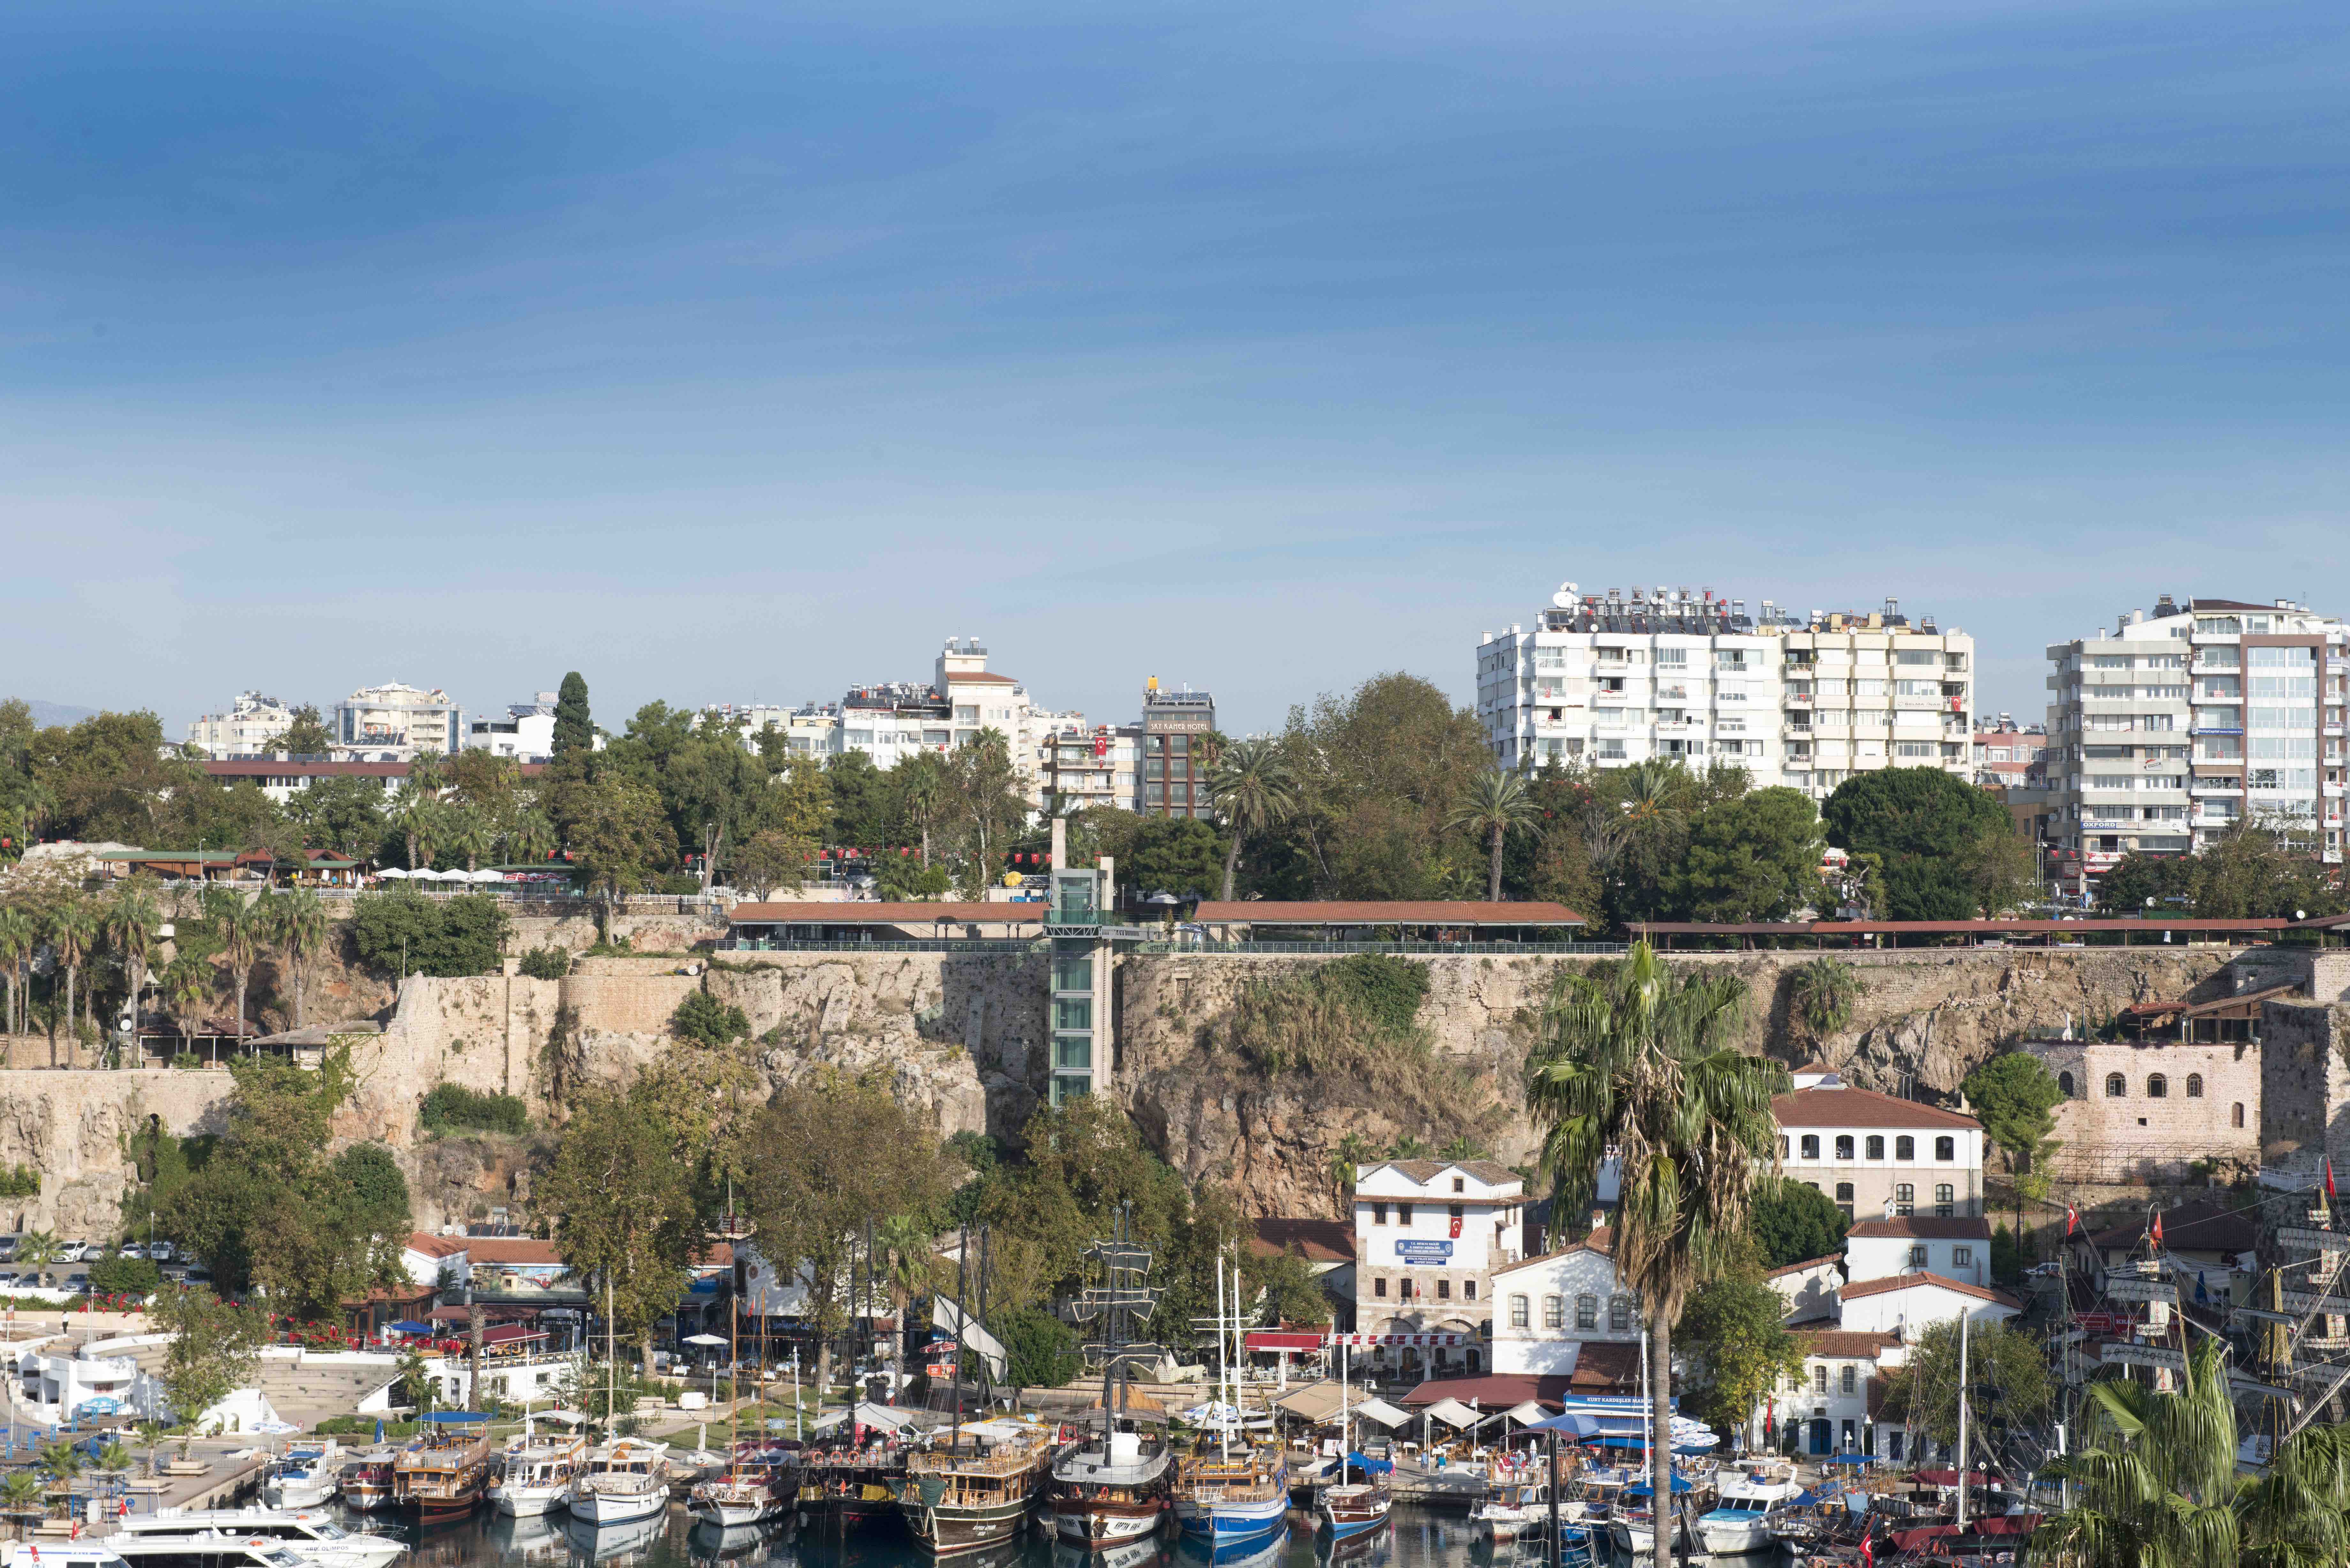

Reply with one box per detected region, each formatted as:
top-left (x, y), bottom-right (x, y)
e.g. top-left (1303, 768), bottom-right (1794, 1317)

top-left (567, 1439), bottom-right (672, 1526)
top-left (108, 1511), bottom-right (402, 1568)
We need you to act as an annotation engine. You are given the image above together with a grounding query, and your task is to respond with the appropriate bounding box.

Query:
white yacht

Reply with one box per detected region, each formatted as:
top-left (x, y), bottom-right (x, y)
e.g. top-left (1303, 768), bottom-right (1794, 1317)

top-left (101, 1539), bottom-right (320, 1568)
top-left (107, 1511), bottom-right (404, 1568)
top-left (566, 1439), bottom-right (672, 1525)
top-left (2, 1546), bottom-right (129, 1568)
top-left (491, 1432), bottom-right (589, 1517)
top-left (261, 1441), bottom-right (345, 1509)
top-left (1695, 1472), bottom-right (1808, 1555)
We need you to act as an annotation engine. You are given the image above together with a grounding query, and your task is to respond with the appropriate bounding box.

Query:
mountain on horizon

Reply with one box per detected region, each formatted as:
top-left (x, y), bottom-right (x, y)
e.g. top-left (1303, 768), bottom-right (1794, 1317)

top-left (9, 699), bottom-right (100, 728)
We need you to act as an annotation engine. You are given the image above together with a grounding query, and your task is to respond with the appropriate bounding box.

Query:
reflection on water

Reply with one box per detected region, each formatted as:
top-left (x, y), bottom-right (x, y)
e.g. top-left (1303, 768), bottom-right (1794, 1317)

top-left (369, 1503), bottom-right (1759, 1568)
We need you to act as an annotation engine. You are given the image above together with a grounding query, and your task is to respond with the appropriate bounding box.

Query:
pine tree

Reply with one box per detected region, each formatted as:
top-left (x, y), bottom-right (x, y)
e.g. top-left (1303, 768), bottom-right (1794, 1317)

top-left (552, 672), bottom-right (592, 758)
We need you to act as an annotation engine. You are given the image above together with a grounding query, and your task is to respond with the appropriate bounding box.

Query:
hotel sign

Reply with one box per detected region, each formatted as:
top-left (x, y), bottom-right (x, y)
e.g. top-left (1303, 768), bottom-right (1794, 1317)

top-left (1394, 1240), bottom-right (1454, 1265)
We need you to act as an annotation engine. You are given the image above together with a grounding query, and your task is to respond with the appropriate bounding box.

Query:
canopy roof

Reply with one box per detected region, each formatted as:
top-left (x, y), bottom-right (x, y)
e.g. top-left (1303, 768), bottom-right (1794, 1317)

top-left (1422, 1398), bottom-right (1487, 1429)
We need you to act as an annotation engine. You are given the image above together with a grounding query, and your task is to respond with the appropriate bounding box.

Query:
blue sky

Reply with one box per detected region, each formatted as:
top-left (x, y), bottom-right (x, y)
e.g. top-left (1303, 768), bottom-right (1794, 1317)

top-left (6, 0), bottom-right (2347, 736)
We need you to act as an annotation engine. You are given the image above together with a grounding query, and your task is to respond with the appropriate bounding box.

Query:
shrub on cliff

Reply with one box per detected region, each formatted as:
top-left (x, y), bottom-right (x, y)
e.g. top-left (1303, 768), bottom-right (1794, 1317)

top-left (348, 890), bottom-right (510, 978)
top-left (419, 1083), bottom-right (529, 1137)
top-left (518, 946), bottom-right (571, 980)
top-left (672, 990), bottom-right (749, 1046)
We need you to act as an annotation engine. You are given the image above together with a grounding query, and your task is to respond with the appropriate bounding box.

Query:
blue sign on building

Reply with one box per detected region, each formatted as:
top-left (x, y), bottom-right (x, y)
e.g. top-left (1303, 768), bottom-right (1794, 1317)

top-left (1393, 1240), bottom-right (1454, 1265)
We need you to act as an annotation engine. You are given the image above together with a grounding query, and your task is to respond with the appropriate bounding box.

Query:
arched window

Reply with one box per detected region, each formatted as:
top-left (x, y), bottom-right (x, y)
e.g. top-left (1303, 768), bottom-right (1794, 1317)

top-left (2186, 1074), bottom-right (2203, 1098)
top-left (1575, 1294), bottom-right (1597, 1331)
top-left (1509, 1294), bottom-right (1530, 1329)
top-left (1800, 1135), bottom-right (1820, 1160)
top-left (1609, 1295), bottom-right (1634, 1332)
top-left (1866, 1135), bottom-right (1884, 1159)
top-left (2147, 1074), bottom-right (2168, 1099)
top-left (2058, 1071), bottom-right (2075, 1098)
top-left (1895, 1136), bottom-right (1915, 1161)
top-left (2106, 1073), bottom-right (2127, 1097)
top-left (1935, 1136), bottom-right (1956, 1161)
top-left (2233, 1102), bottom-right (2246, 1129)
top-left (1835, 1135), bottom-right (1855, 1160)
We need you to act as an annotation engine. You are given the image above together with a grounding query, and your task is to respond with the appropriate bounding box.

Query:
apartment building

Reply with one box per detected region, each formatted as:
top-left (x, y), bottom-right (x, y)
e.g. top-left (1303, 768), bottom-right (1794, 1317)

top-left (1352, 1160), bottom-right (1528, 1378)
top-left (1773, 1066), bottom-right (1986, 1224)
top-left (1971, 715), bottom-right (2050, 789)
top-left (2043, 595), bottom-right (2349, 888)
top-left (467, 693), bottom-right (559, 761)
top-left (1475, 583), bottom-right (1973, 800)
top-left (1139, 681), bottom-right (1216, 819)
top-left (185, 691), bottom-right (297, 758)
top-left (333, 682), bottom-right (462, 761)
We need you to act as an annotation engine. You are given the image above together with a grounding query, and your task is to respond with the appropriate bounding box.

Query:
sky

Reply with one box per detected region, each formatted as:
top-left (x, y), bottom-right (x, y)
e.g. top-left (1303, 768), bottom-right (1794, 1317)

top-left (5, 0), bottom-right (2348, 737)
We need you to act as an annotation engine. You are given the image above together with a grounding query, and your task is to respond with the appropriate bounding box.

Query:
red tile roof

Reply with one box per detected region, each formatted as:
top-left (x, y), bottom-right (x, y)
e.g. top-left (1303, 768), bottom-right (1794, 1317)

top-left (1400, 1372), bottom-right (1575, 1408)
top-left (1773, 1084), bottom-right (1981, 1132)
top-left (1364, 1159), bottom-right (1524, 1188)
top-left (1493, 1228), bottom-right (1614, 1275)
top-left (1766, 1254), bottom-right (1844, 1278)
top-left (1795, 1329), bottom-right (1900, 1359)
top-left (729, 901), bottom-right (1043, 925)
top-left (941, 671), bottom-right (1019, 683)
top-left (465, 1239), bottom-right (565, 1265)
top-left (1839, 1271), bottom-right (2018, 1309)
top-left (1251, 1218), bottom-right (1356, 1264)
top-left (405, 1233), bottom-right (468, 1258)
top-left (1565, 1340), bottom-right (1645, 1391)
top-left (1192, 901), bottom-right (1585, 927)
top-left (1847, 1217), bottom-right (1993, 1241)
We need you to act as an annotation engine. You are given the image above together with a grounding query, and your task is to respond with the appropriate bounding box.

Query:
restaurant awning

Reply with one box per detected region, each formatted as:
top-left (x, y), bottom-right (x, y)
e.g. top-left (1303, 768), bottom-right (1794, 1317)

top-left (1353, 1398), bottom-right (1413, 1429)
top-left (1273, 1382), bottom-right (1344, 1423)
top-left (1423, 1398), bottom-right (1485, 1429)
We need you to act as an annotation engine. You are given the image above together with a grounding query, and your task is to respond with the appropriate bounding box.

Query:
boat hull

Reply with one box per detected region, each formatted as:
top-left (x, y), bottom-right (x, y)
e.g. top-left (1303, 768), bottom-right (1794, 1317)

top-left (491, 1483), bottom-right (571, 1517)
top-left (906, 1494), bottom-right (1036, 1557)
top-left (1174, 1492), bottom-right (1288, 1541)
top-left (569, 1487), bottom-right (669, 1525)
top-left (1696, 1518), bottom-right (1775, 1555)
top-left (263, 1479), bottom-right (336, 1511)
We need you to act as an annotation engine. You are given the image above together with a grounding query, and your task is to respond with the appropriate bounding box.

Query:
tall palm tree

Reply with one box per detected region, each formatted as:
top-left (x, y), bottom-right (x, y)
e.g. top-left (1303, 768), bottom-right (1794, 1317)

top-left (2044, 1334), bottom-right (2350, 1567)
top-left (445, 804), bottom-right (493, 875)
top-left (388, 784), bottom-right (444, 871)
top-left (270, 887), bottom-right (331, 1029)
top-left (47, 898), bottom-right (98, 1069)
top-left (0, 1465), bottom-right (44, 1535)
top-left (1328, 1132), bottom-right (1378, 1211)
top-left (104, 881), bottom-right (161, 1056)
top-left (162, 956), bottom-right (216, 1062)
top-left (204, 888), bottom-right (263, 1051)
top-left (874, 1213), bottom-right (935, 1398)
top-left (504, 808), bottom-right (556, 866)
top-left (1524, 942), bottom-right (1788, 1550)
top-left (1445, 768), bottom-right (1544, 901)
top-left (0, 904), bottom-right (33, 1039)
top-left (1206, 738), bottom-right (1300, 901)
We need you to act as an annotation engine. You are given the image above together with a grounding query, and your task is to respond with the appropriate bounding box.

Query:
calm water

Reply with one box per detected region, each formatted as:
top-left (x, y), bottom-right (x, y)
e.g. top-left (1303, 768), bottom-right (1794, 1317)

top-left (366, 1502), bottom-right (1757, 1568)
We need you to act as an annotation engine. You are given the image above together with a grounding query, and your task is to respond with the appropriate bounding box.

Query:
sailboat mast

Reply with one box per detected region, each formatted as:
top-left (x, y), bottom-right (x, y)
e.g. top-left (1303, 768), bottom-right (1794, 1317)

top-left (1216, 1250), bottom-right (1230, 1462)
top-left (1956, 1310), bottom-right (1971, 1531)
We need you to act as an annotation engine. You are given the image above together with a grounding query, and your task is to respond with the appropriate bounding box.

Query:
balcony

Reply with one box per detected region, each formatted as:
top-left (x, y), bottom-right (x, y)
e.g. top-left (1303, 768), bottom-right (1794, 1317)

top-left (1785, 692), bottom-right (1813, 706)
top-left (2190, 726), bottom-right (2245, 737)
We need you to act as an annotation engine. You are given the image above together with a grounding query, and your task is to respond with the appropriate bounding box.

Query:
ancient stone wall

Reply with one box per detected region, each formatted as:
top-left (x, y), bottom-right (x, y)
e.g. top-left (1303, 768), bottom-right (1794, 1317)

top-left (2028, 1037), bottom-right (2261, 1180)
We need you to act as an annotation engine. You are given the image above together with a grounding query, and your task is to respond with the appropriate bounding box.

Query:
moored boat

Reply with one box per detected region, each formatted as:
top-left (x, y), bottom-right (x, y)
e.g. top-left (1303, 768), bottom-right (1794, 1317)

top-left (1695, 1472), bottom-right (1807, 1556)
top-left (689, 1446), bottom-right (798, 1528)
top-left (105, 1511), bottom-right (403, 1568)
top-left (1172, 1440), bottom-right (1288, 1542)
top-left (262, 1441), bottom-right (345, 1510)
top-left (566, 1439), bottom-right (672, 1526)
top-left (1049, 1427), bottom-right (1170, 1544)
top-left (490, 1431), bottom-right (589, 1518)
top-left (898, 1417), bottom-right (1058, 1557)
top-left (339, 1452), bottom-right (398, 1514)
top-left (394, 1414), bottom-right (497, 1520)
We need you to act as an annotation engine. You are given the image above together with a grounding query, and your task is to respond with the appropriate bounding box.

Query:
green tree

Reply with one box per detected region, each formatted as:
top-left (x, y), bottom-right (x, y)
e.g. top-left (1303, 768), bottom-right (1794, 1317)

top-left (1962, 1052), bottom-right (2064, 1238)
top-left (48, 894), bottom-right (99, 1065)
top-left (149, 1286), bottom-right (269, 1439)
top-left (1102, 815), bottom-right (1226, 899)
top-left (671, 990), bottom-right (749, 1047)
top-left (2191, 823), bottom-right (2346, 919)
top-left (1445, 769), bottom-right (1544, 902)
top-left (993, 1304), bottom-right (1080, 1389)
top-left (1677, 1275), bottom-right (1807, 1437)
top-left (875, 1212), bottom-right (939, 1397)
top-left (1749, 1178), bottom-right (1851, 1268)
top-left (2093, 849), bottom-right (2201, 917)
top-left (161, 955), bottom-right (216, 1057)
top-left (824, 749), bottom-right (896, 849)
top-left (387, 782), bottom-right (444, 872)
top-left (731, 828), bottom-right (812, 898)
top-left (201, 887), bottom-right (264, 1047)
top-left (1820, 767), bottom-right (2013, 920)
top-left (270, 705), bottom-right (336, 758)
top-left (540, 1081), bottom-right (707, 1374)
top-left (443, 803), bottom-right (494, 875)
top-left (1239, 1244), bottom-right (1332, 1328)
top-left (1523, 943), bottom-right (1788, 1516)
top-left (0, 904), bottom-right (33, 1038)
top-left (268, 888), bottom-right (332, 1029)
top-left (746, 1074), bottom-right (959, 1391)
top-left (1674, 786), bottom-right (1824, 922)
top-left (1206, 738), bottom-right (1300, 901)
top-left (1328, 1131), bottom-right (1378, 1211)
top-left (551, 673), bottom-right (594, 759)
top-left (875, 859), bottom-right (953, 901)
top-left (87, 1251), bottom-right (163, 1296)
top-left (1786, 956), bottom-right (1864, 1051)
top-left (283, 775), bottom-right (388, 860)
top-left (944, 730), bottom-right (1028, 894)
top-left (104, 879), bottom-right (162, 1041)
top-left (346, 889), bottom-right (509, 978)
top-left (564, 773), bottom-right (677, 934)
top-left (1876, 1315), bottom-right (2051, 1447)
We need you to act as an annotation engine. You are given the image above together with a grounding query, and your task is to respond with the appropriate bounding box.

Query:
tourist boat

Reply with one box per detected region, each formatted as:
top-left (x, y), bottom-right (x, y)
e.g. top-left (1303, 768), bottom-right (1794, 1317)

top-left (1172, 1439), bottom-right (1289, 1542)
top-left (899, 1417), bottom-right (1058, 1556)
top-left (394, 1414), bottom-right (497, 1519)
top-left (1316, 1452), bottom-right (1392, 1540)
top-left (1695, 1472), bottom-right (1808, 1555)
top-left (567, 1439), bottom-right (673, 1526)
top-left (1049, 1426), bottom-right (1171, 1544)
top-left (689, 1446), bottom-right (799, 1528)
top-left (800, 1444), bottom-right (909, 1530)
top-left (261, 1441), bottom-right (345, 1509)
top-left (1472, 1473), bottom-right (1592, 1541)
top-left (490, 1431), bottom-right (589, 1517)
top-left (3, 1546), bottom-right (130, 1568)
top-left (105, 1512), bottom-right (405, 1568)
top-left (561, 1508), bottom-right (667, 1563)
top-left (101, 1540), bottom-right (320, 1568)
top-left (338, 1451), bottom-right (398, 1513)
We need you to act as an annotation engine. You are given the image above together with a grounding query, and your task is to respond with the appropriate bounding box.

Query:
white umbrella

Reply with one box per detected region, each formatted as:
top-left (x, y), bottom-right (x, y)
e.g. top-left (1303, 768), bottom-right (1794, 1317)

top-left (376, 868), bottom-right (408, 879)
top-left (467, 868), bottom-right (507, 883)
top-left (683, 1333), bottom-right (728, 1346)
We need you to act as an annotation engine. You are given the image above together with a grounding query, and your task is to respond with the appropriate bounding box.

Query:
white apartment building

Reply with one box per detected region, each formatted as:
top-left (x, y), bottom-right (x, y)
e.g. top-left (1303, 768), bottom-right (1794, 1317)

top-left (1475, 584), bottom-right (1973, 799)
top-left (2044, 595), bottom-right (2349, 888)
top-left (334, 682), bottom-right (463, 761)
top-left (1488, 1233), bottom-right (1639, 1376)
top-left (1842, 1216), bottom-right (1991, 1288)
top-left (1352, 1160), bottom-right (1528, 1377)
top-left (467, 693), bottom-right (558, 761)
top-left (185, 691), bottom-right (297, 758)
top-left (1774, 1067), bottom-right (1986, 1224)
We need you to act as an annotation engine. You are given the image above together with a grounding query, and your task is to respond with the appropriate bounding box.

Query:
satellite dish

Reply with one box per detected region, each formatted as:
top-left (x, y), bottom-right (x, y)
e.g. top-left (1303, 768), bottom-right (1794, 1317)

top-left (1551, 581), bottom-right (1579, 608)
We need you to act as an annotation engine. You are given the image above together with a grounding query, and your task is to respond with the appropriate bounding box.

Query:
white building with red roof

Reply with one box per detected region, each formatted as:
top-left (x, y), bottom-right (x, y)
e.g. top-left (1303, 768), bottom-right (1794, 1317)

top-left (1835, 1271), bottom-right (2020, 1336)
top-left (1845, 1215), bottom-right (1994, 1288)
top-left (1773, 1071), bottom-right (1985, 1224)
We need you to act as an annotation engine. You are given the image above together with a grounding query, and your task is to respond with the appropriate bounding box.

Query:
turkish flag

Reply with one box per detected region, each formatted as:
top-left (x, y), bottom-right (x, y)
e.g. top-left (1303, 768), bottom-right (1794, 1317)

top-left (2152, 1211), bottom-right (2165, 1248)
top-left (1449, 1217), bottom-right (1462, 1239)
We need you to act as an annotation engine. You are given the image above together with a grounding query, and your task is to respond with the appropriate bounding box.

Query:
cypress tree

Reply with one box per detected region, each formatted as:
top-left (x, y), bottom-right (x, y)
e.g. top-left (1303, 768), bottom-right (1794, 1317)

top-left (552, 672), bottom-right (591, 758)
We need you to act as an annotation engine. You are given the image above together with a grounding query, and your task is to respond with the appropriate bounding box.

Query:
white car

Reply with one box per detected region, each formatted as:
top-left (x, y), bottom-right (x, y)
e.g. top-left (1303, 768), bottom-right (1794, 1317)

top-left (148, 1242), bottom-right (176, 1262)
top-left (118, 1245), bottom-right (146, 1261)
top-left (55, 1241), bottom-right (88, 1263)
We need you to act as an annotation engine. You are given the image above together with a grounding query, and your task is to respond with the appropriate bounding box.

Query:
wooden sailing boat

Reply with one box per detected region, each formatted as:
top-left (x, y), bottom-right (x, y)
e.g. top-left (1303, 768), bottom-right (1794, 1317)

top-left (1315, 1339), bottom-right (1391, 1538)
top-left (393, 1412), bottom-right (496, 1518)
top-left (901, 1418), bottom-right (1058, 1556)
top-left (1051, 1208), bottom-right (1171, 1544)
top-left (1173, 1250), bottom-right (1288, 1542)
top-left (690, 1209), bottom-right (796, 1527)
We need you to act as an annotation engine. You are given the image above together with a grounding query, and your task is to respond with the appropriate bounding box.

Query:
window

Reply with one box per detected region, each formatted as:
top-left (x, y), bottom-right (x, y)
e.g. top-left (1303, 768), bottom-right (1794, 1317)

top-left (1371, 1203), bottom-right (1387, 1225)
top-left (2234, 1102), bottom-right (2247, 1128)
top-left (1835, 1135), bottom-right (1855, 1160)
top-left (1465, 1280), bottom-right (1477, 1301)
top-left (1543, 1296), bottom-right (1563, 1330)
top-left (1935, 1184), bottom-right (1954, 1218)
top-left (1835, 1182), bottom-right (1854, 1202)
top-left (1935, 1136), bottom-right (1956, 1161)
top-left (1814, 1365), bottom-right (1828, 1394)
top-left (1895, 1136), bottom-right (1914, 1161)
top-left (2058, 1071), bottom-right (2074, 1098)
top-left (2147, 1074), bottom-right (2167, 1099)
top-left (2106, 1073), bottom-right (2126, 1097)
top-left (1866, 1136), bottom-right (1884, 1160)
top-left (1800, 1135), bottom-right (1820, 1160)
top-left (2186, 1074), bottom-right (2203, 1098)
top-left (1609, 1296), bottom-right (1634, 1332)
top-left (1575, 1295), bottom-right (1597, 1331)
top-left (1374, 1278), bottom-right (1387, 1299)
top-left (1952, 1246), bottom-right (1974, 1267)
top-left (1909, 1245), bottom-right (1929, 1268)
top-left (1437, 1279), bottom-right (1452, 1301)
top-left (1894, 1183), bottom-right (1914, 1217)
top-left (1448, 1203), bottom-right (1464, 1222)
top-left (1509, 1295), bottom-right (1529, 1329)
top-left (1453, 1177), bottom-right (1465, 1193)
top-left (1397, 1204), bottom-right (1412, 1225)
top-left (1840, 1365), bottom-right (1856, 1395)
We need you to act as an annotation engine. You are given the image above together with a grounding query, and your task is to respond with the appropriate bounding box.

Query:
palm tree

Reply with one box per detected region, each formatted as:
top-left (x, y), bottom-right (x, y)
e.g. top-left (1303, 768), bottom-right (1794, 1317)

top-left (1206, 738), bottom-right (1300, 901)
top-left (1388, 1135), bottom-right (1433, 1161)
top-left (0, 1467), bottom-right (46, 1536)
top-left (1445, 768), bottom-right (1544, 901)
top-left (875, 1213), bottom-right (935, 1398)
top-left (388, 784), bottom-right (444, 871)
top-left (104, 881), bottom-right (161, 1058)
top-left (0, 903), bottom-right (33, 1038)
top-left (270, 887), bottom-right (331, 1029)
top-left (504, 809), bottom-right (556, 867)
top-left (1524, 942), bottom-right (1788, 1547)
top-left (47, 897), bottom-right (99, 1068)
top-left (203, 889), bottom-right (262, 1052)
top-left (162, 955), bottom-right (216, 1062)
top-left (93, 1442), bottom-right (133, 1505)
top-left (445, 804), bottom-right (493, 876)
top-left (1328, 1132), bottom-right (1378, 1211)
top-left (15, 1232), bottom-right (58, 1274)
top-left (1787, 956), bottom-right (1863, 1052)
top-left (2044, 1335), bottom-right (2350, 1567)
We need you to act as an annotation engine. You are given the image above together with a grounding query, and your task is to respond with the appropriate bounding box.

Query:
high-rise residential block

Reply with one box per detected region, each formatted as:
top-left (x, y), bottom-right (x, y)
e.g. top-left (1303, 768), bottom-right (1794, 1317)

top-left (333, 682), bottom-right (462, 761)
top-left (185, 691), bottom-right (297, 758)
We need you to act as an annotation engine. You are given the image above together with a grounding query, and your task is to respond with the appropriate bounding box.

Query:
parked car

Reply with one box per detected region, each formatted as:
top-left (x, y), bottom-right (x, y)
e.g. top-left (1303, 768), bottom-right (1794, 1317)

top-left (61, 1275), bottom-right (89, 1295)
top-left (181, 1268), bottom-right (214, 1287)
top-left (118, 1244), bottom-right (146, 1261)
top-left (148, 1242), bottom-right (176, 1262)
top-left (55, 1242), bottom-right (88, 1263)
top-left (0, 1237), bottom-right (19, 1263)
top-left (0, 1272), bottom-right (20, 1289)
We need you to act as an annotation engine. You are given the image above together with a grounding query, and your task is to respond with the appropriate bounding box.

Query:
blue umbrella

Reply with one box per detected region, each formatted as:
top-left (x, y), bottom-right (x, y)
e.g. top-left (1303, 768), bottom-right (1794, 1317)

top-left (1624, 1475), bottom-right (1695, 1496)
top-left (1825, 1452), bottom-right (1871, 1466)
top-left (389, 1320), bottom-right (433, 1333)
top-left (421, 1411), bottom-right (491, 1424)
